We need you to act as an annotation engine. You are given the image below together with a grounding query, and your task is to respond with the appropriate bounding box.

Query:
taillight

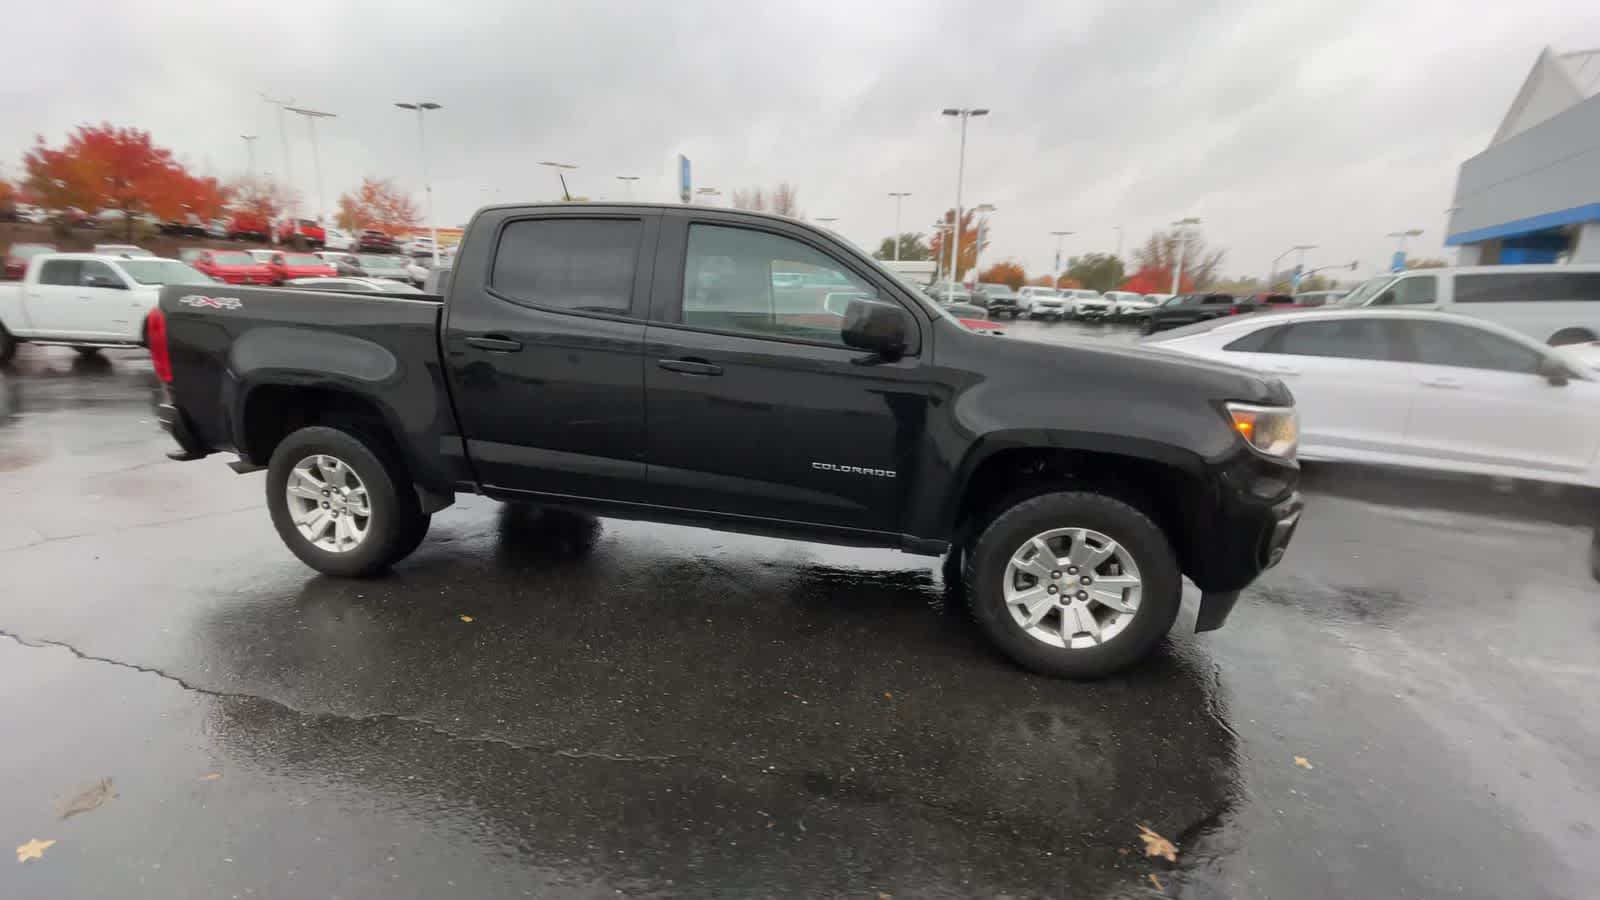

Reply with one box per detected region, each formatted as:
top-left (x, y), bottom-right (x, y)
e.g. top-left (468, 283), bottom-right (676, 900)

top-left (1229, 305), bottom-right (1243, 315)
top-left (146, 308), bottom-right (172, 383)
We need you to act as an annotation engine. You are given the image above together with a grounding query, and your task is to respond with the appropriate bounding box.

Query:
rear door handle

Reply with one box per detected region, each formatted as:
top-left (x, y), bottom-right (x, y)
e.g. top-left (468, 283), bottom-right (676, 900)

top-left (1420, 376), bottom-right (1462, 389)
top-left (466, 335), bottom-right (523, 353)
top-left (658, 358), bottom-right (723, 376)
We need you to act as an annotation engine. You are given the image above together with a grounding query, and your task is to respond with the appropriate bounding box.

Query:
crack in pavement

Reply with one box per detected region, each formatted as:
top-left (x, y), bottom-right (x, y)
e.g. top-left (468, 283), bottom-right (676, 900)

top-left (0, 628), bottom-right (687, 765)
top-left (0, 503), bottom-right (265, 555)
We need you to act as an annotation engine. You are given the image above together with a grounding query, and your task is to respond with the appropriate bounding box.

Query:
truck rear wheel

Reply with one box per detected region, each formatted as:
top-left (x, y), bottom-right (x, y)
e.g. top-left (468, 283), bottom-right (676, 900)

top-left (266, 425), bottom-right (426, 577)
top-left (0, 327), bottom-right (15, 364)
top-left (963, 491), bottom-right (1181, 679)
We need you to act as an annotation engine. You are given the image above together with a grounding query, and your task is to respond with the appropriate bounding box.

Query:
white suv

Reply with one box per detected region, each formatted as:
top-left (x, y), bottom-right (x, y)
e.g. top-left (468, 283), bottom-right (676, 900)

top-left (1017, 286), bottom-right (1068, 320)
top-left (1104, 291), bottom-right (1155, 320)
top-left (1065, 290), bottom-right (1110, 319)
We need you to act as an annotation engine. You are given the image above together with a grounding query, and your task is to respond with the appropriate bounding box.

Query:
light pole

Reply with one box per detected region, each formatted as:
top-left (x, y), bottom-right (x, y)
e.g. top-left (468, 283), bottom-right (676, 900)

top-left (540, 160), bottom-right (578, 201)
top-left (887, 191), bottom-right (911, 262)
top-left (1269, 244), bottom-right (1317, 289)
top-left (396, 102), bottom-right (443, 264)
top-left (1050, 230), bottom-right (1074, 286)
top-left (970, 203), bottom-right (995, 281)
top-left (240, 135), bottom-right (258, 177)
top-left (932, 221), bottom-right (954, 284)
top-left (260, 93), bottom-right (295, 211)
top-left (1114, 225), bottom-right (1124, 259)
top-left (1170, 217), bottom-right (1201, 295)
top-left (616, 175), bottom-right (639, 199)
top-left (285, 106), bottom-right (335, 225)
top-left (1387, 228), bottom-right (1423, 270)
top-left (941, 107), bottom-right (989, 302)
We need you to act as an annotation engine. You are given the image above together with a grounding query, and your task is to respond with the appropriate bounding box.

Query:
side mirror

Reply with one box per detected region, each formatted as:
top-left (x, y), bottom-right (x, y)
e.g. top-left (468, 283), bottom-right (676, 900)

top-left (84, 274), bottom-right (125, 290)
top-left (1539, 356), bottom-right (1573, 386)
top-left (841, 298), bottom-right (911, 360)
top-left (823, 290), bottom-right (871, 317)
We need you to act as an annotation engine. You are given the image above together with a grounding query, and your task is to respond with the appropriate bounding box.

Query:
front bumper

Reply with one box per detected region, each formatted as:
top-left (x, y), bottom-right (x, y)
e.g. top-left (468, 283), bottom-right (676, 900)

top-left (1188, 449), bottom-right (1303, 632)
top-left (1075, 305), bottom-right (1110, 318)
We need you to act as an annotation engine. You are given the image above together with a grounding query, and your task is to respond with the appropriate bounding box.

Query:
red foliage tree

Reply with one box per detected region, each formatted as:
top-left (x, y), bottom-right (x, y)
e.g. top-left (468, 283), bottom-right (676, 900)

top-left (978, 260), bottom-right (1028, 290)
top-left (927, 209), bottom-right (991, 282)
top-left (335, 177), bottom-right (421, 235)
top-left (23, 124), bottom-right (199, 239)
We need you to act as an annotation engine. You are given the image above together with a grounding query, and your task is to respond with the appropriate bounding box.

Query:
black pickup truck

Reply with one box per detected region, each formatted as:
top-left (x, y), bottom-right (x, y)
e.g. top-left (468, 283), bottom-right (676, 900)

top-left (150, 203), bottom-right (1302, 678)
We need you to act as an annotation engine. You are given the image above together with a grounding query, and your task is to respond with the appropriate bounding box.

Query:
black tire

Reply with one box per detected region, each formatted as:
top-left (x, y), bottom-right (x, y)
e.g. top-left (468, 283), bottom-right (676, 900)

top-left (1138, 317), bottom-right (1155, 336)
top-left (1548, 328), bottom-right (1595, 347)
top-left (0, 326), bottom-right (15, 364)
top-left (74, 347), bottom-right (103, 358)
top-left (963, 491), bottom-right (1181, 679)
top-left (265, 425), bottom-right (424, 577)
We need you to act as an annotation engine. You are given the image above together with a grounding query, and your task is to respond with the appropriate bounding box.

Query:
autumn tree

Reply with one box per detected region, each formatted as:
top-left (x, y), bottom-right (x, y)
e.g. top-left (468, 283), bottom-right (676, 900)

top-left (22, 124), bottom-right (203, 239)
top-left (335, 177), bottom-right (420, 234)
top-left (228, 175), bottom-right (298, 224)
top-left (1028, 274), bottom-right (1055, 287)
top-left (0, 178), bottom-right (15, 219)
top-left (978, 260), bottom-right (1028, 290)
top-left (927, 209), bottom-right (990, 282)
top-left (1406, 257), bottom-right (1447, 269)
top-left (1064, 253), bottom-right (1126, 294)
top-left (1121, 227), bottom-right (1226, 294)
top-left (730, 182), bottom-right (803, 218)
top-left (873, 233), bottom-right (931, 261)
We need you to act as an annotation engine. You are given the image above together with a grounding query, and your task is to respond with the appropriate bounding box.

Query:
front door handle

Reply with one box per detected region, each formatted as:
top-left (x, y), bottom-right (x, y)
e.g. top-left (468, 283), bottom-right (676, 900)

top-left (466, 335), bottom-right (523, 353)
top-left (1420, 376), bottom-right (1462, 389)
top-left (1265, 366), bottom-right (1300, 376)
top-left (658, 358), bottom-right (723, 376)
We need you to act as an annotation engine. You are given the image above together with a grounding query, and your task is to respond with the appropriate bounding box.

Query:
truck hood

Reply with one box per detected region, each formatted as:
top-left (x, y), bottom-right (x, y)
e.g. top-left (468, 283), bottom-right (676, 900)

top-left (946, 321), bottom-right (1290, 407)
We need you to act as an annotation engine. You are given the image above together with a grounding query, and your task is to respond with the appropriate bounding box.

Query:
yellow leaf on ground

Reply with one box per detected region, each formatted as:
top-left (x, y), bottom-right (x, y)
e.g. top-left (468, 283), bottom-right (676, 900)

top-left (1294, 756), bottom-right (1314, 769)
top-left (199, 772), bottom-right (222, 782)
top-left (878, 893), bottom-right (893, 899)
top-left (459, 615), bottom-right (474, 623)
top-left (16, 838), bottom-right (55, 863)
top-left (1137, 824), bottom-right (1178, 862)
top-left (1148, 873), bottom-right (1165, 891)
top-left (57, 778), bottom-right (115, 820)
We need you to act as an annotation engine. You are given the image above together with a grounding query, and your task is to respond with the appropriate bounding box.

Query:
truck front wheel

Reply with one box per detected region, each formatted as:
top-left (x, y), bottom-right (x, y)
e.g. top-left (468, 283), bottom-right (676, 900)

top-left (963, 491), bottom-right (1181, 679)
top-left (266, 425), bottom-right (427, 577)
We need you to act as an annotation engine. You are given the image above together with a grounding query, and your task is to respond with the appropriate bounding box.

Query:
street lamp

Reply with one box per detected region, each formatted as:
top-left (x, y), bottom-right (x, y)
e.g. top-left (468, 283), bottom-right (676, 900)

top-left (1269, 244), bottom-right (1317, 288)
top-left (887, 192), bottom-right (912, 262)
top-left (240, 135), bottom-right (258, 177)
top-left (1050, 230), bottom-right (1074, 285)
top-left (941, 107), bottom-right (989, 302)
top-left (932, 220), bottom-right (955, 282)
top-left (260, 93), bottom-right (295, 211)
top-left (539, 160), bottom-right (578, 201)
top-left (615, 175), bottom-right (640, 199)
top-left (284, 105), bottom-right (336, 225)
top-left (1170, 217), bottom-right (1201, 295)
top-left (396, 102), bottom-right (443, 264)
top-left (1113, 225), bottom-right (1124, 259)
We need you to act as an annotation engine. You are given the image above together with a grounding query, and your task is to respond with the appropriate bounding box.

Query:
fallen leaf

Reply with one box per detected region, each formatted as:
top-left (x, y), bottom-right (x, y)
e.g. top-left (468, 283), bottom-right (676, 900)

top-left (16, 838), bottom-right (55, 863)
top-left (766, 820), bottom-right (775, 829)
top-left (459, 615), bottom-right (474, 623)
top-left (1116, 847), bottom-right (1129, 857)
top-left (1148, 873), bottom-right (1165, 891)
top-left (883, 691), bottom-right (893, 699)
top-left (877, 893), bottom-right (893, 899)
top-left (1294, 756), bottom-right (1314, 769)
top-left (1137, 824), bottom-right (1178, 862)
top-left (58, 778), bottom-right (116, 820)
top-left (199, 772), bottom-right (222, 782)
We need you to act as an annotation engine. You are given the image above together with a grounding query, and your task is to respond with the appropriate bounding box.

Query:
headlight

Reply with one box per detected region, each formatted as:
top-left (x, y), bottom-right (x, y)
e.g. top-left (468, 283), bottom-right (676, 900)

top-left (1225, 402), bottom-right (1298, 458)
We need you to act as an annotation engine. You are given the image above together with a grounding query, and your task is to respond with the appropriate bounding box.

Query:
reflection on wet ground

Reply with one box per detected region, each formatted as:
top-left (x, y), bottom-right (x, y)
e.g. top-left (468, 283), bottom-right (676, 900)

top-left (1, 347), bottom-right (1595, 899)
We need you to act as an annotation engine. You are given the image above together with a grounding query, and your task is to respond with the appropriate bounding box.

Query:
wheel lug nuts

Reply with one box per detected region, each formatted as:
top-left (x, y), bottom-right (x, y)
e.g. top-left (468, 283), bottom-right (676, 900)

top-left (1047, 586), bottom-right (1058, 594)
top-left (321, 501), bottom-right (329, 508)
top-left (1077, 591), bottom-right (1088, 600)
top-left (1067, 566), bottom-right (1078, 575)
top-left (1051, 571), bottom-right (1061, 579)
top-left (1081, 576), bottom-right (1092, 585)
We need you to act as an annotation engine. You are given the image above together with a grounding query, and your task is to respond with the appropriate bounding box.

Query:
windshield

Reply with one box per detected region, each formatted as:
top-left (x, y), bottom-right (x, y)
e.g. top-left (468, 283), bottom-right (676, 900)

top-left (1338, 275), bottom-right (1397, 306)
top-left (118, 259), bottom-right (218, 285)
top-left (1162, 295), bottom-right (1187, 306)
top-left (285, 253), bottom-right (325, 265)
top-left (211, 251), bottom-right (256, 265)
top-left (358, 255), bottom-right (403, 268)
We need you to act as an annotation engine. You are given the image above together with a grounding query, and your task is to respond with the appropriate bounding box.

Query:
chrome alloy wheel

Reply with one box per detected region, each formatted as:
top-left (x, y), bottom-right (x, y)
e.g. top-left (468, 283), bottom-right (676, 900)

top-left (1003, 527), bottom-right (1142, 649)
top-left (286, 454), bottom-right (372, 553)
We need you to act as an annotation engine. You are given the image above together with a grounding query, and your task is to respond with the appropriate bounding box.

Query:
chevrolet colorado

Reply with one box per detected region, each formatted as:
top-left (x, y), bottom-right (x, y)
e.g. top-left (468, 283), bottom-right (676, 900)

top-left (151, 203), bottom-right (1302, 678)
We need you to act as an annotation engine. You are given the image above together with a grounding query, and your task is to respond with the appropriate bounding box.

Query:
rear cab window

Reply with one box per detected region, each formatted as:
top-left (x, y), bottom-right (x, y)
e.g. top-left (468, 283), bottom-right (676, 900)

top-left (1454, 272), bottom-right (1600, 303)
top-left (490, 218), bottom-right (644, 316)
top-left (38, 259), bottom-right (81, 285)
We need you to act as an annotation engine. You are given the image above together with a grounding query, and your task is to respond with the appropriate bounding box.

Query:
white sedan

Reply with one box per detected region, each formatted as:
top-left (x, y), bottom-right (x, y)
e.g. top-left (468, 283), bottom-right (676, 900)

top-left (1146, 308), bottom-right (1600, 487)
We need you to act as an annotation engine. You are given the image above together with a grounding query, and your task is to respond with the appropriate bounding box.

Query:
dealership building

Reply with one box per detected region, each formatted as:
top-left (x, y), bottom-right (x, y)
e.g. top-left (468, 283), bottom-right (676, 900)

top-left (1447, 47), bottom-right (1600, 265)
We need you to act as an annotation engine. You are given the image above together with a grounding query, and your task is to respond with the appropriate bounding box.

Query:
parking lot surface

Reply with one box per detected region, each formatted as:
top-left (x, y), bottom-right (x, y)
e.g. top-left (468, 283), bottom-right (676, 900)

top-left (1, 337), bottom-right (1596, 899)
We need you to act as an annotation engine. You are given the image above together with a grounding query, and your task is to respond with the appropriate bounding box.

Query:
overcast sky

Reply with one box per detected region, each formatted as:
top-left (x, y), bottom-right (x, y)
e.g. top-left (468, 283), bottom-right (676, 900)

top-left (4, 0), bottom-right (1598, 281)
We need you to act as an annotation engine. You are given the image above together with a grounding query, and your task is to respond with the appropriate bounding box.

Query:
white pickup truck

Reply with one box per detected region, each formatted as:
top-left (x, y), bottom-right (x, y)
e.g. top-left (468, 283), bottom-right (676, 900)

top-left (0, 253), bottom-right (217, 363)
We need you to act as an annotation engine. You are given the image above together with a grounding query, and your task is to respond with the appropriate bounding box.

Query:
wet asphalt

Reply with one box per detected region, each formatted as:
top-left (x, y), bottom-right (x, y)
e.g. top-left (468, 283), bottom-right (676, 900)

top-left (0, 325), bottom-right (1596, 899)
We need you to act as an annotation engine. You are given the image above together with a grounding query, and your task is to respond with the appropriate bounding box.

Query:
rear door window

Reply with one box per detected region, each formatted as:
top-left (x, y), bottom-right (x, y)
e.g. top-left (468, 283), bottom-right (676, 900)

top-left (1260, 318), bottom-right (1398, 360)
top-left (1454, 272), bottom-right (1600, 303)
top-left (1403, 321), bottom-right (1541, 374)
top-left (491, 218), bottom-right (643, 315)
top-left (1374, 275), bottom-right (1436, 305)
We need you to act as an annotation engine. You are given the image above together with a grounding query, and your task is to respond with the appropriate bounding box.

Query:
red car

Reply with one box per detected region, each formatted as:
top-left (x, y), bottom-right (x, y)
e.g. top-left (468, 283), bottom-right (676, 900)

top-left (356, 229), bottom-right (398, 252)
top-left (226, 213), bottom-right (271, 241)
top-left (191, 249), bottom-right (275, 285)
top-left (265, 251), bottom-right (337, 283)
top-left (4, 243), bottom-right (56, 280)
top-left (276, 218), bottom-right (327, 248)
